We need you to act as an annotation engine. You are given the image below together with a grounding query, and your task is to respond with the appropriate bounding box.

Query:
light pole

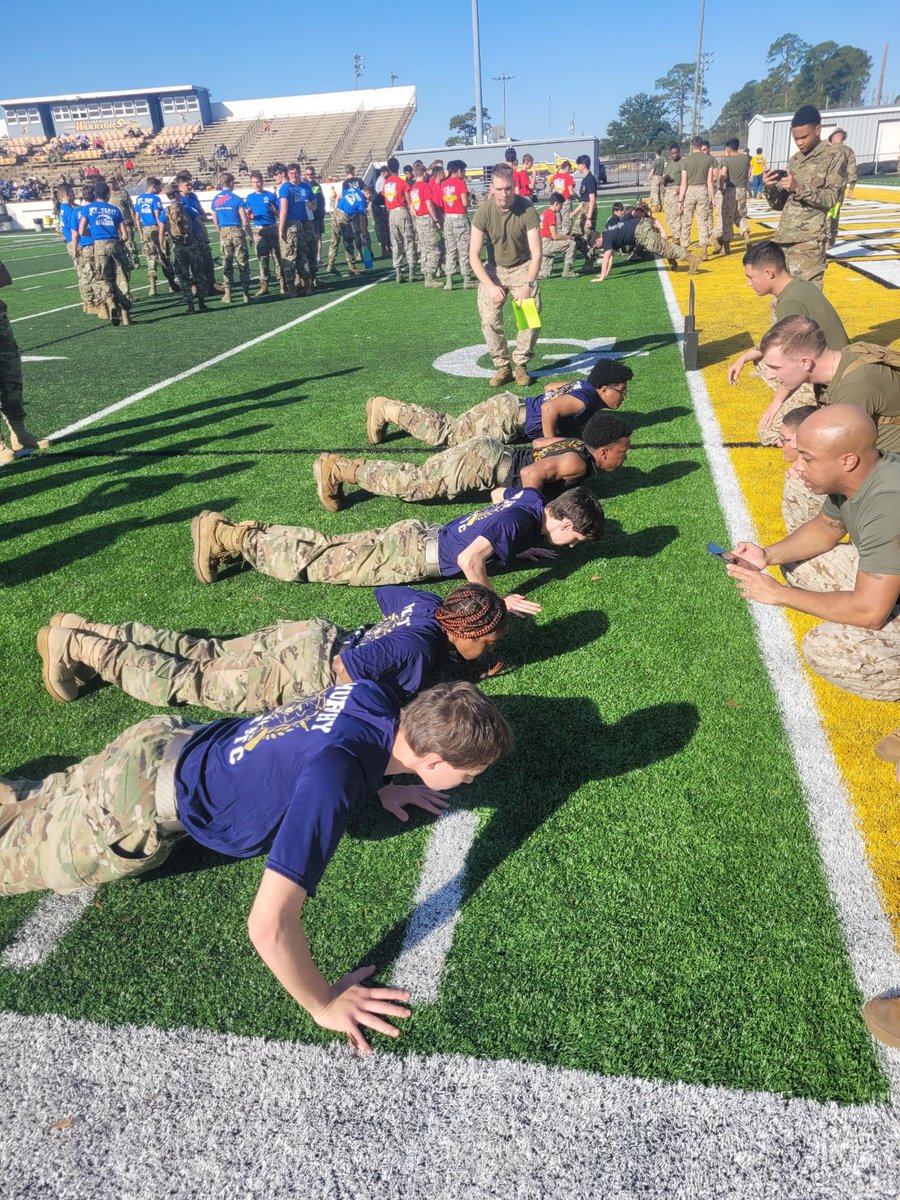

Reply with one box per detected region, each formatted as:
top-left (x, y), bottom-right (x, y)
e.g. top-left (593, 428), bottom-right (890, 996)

top-left (493, 74), bottom-right (514, 140)
top-left (390, 73), bottom-right (399, 87)
top-left (353, 54), bottom-right (365, 90)
top-left (471, 0), bottom-right (484, 144)
top-left (691, 0), bottom-right (706, 138)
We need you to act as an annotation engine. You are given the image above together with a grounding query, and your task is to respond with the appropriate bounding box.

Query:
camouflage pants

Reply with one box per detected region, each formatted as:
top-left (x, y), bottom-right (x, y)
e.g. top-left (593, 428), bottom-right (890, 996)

top-left (172, 240), bottom-right (207, 306)
top-left (478, 262), bottom-right (541, 368)
top-left (389, 208), bottom-right (416, 272)
top-left (713, 189), bottom-right (724, 237)
top-left (0, 304), bottom-right (25, 425)
top-left (782, 472), bottom-right (825, 533)
top-left (86, 618), bottom-right (344, 712)
top-left (242, 518), bottom-right (439, 586)
top-left (539, 237), bottom-right (575, 277)
top-left (251, 225), bottom-right (284, 285)
top-left (123, 224), bottom-right (140, 271)
top-left (219, 227), bottom-right (250, 290)
top-left (92, 240), bottom-right (131, 310)
top-left (140, 225), bottom-right (176, 285)
top-left (414, 215), bottom-right (440, 278)
top-left (557, 199), bottom-right (575, 236)
top-left (443, 214), bottom-right (471, 280)
top-left (327, 209), bottom-right (361, 270)
top-left (196, 224), bottom-right (217, 291)
top-left (74, 246), bottom-right (101, 307)
top-left (372, 204), bottom-right (391, 253)
top-left (680, 185), bottom-right (713, 250)
top-left (385, 390), bottom-right (523, 447)
top-left (782, 544), bottom-right (860, 600)
top-left (0, 714), bottom-right (197, 896)
top-left (280, 221), bottom-right (316, 287)
top-left (755, 365), bottom-right (818, 446)
top-left (720, 187), bottom-right (749, 242)
top-left (634, 221), bottom-right (692, 263)
top-left (662, 185), bottom-right (683, 246)
top-left (355, 212), bottom-right (372, 254)
top-left (777, 238), bottom-right (827, 289)
top-left (355, 437), bottom-right (509, 502)
top-left (649, 177), bottom-right (663, 210)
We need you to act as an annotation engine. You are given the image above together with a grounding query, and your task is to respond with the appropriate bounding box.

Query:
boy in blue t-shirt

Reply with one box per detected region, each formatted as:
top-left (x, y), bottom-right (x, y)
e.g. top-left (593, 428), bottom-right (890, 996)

top-left (211, 172), bottom-right (251, 304)
top-left (277, 161), bottom-right (317, 295)
top-left (0, 681), bottom-right (513, 1054)
top-left (326, 184), bottom-right (366, 276)
top-left (39, 583), bottom-right (508, 711)
top-left (176, 170), bottom-right (219, 293)
top-left (364, 357), bottom-right (635, 448)
top-left (191, 486), bottom-right (604, 617)
top-left (77, 181), bottom-right (131, 326)
top-left (245, 169), bottom-right (285, 295)
top-left (133, 177), bottom-right (178, 295)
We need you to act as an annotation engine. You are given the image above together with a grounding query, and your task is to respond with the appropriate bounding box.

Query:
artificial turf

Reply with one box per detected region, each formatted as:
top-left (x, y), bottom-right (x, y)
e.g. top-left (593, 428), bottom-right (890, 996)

top-left (0, 212), bottom-right (888, 1103)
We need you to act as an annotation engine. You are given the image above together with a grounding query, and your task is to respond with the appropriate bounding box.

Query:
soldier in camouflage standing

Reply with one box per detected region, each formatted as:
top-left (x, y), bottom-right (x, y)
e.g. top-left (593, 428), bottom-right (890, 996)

top-left (827, 128), bottom-right (857, 247)
top-left (661, 145), bottom-right (684, 247)
top-left (110, 176), bottom-right (140, 270)
top-left (211, 174), bottom-right (252, 305)
top-left (763, 105), bottom-right (846, 290)
top-left (244, 171), bottom-right (285, 296)
top-left (677, 136), bottom-right (717, 258)
top-left (0, 259), bottom-right (49, 462)
top-left (165, 199), bottom-right (208, 315)
top-left (718, 139), bottom-right (752, 251)
top-left (134, 178), bottom-right (179, 296)
top-left (647, 148), bottom-right (666, 212)
top-left (409, 163), bottom-right (443, 287)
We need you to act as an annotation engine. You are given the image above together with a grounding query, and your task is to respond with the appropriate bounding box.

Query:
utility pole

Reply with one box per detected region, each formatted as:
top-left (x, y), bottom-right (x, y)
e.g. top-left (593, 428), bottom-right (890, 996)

top-left (875, 44), bottom-right (889, 106)
top-left (691, 0), bottom-right (706, 139)
top-left (493, 74), bottom-right (514, 139)
top-left (471, 0), bottom-right (484, 144)
top-left (353, 54), bottom-right (365, 90)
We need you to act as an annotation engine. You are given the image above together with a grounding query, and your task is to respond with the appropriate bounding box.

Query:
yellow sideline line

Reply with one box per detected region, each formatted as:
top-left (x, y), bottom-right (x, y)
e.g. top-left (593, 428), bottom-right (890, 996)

top-left (664, 205), bottom-right (900, 946)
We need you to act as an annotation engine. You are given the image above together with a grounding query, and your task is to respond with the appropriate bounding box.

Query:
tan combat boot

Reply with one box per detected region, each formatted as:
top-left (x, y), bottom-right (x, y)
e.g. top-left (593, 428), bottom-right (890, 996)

top-left (313, 453), bottom-right (362, 512)
top-left (221, 285), bottom-right (232, 304)
top-left (37, 626), bottom-right (108, 703)
top-left (424, 275), bottom-right (443, 288)
top-left (490, 364), bottom-right (514, 387)
top-left (148, 279), bottom-right (157, 297)
top-left (688, 255), bottom-right (703, 276)
top-left (191, 510), bottom-right (254, 584)
top-left (444, 277), bottom-right (454, 291)
top-left (863, 997), bottom-right (900, 1048)
top-left (6, 420), bottom-right (50, 451)
top-left (0, 439), bottom-right (14, 466)
top-left (462, 277), bottom-right (476, 289)
top-left (513, 365), bottom-right (532, 387)
top-left (256, 280), bottom-right (269, 297)
top-left (95, 301), bottom-right (110, 320)
top-left (120, 307), bottom-right (132, 326)
top-left (366, 395), bottom-right (404, 444)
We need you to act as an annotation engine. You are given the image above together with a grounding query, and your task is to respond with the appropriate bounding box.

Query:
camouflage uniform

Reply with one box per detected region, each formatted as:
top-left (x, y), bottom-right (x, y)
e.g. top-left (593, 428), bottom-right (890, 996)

top-left (92, 240), bottom-right (131, 312)
top-left (0, 715), bottom-right (197, 895)
top-left (720, 187), bottom-right (750, 244)
top-left (754, 366), bottom-right (819, 446)
top-left (219, 226), bottom-right (251, 291)
top-left (380, 391), bottom-right (524, 447)
top-left (828, 143), bottom-right (858, 246)
top-left (443, 214), bottom-right (472, 282)
top-left (0, 298), bottom-right (26, 431)
top-left (241, 518), bottom-right (440, 586)
top-left (281, 220), bottom-right (316, 288)
top-left (326, 209), bottom-right (361, 272)
top-left (649, 156), bottom-right (666, 210)
top-left (251, 226), bottom-right (284, 287)
top-left (478, 263), bottom-right (542, 369)
top-left (171, 239), bottom-right (207, 308)
top-left (389, 208), bottom-right (417, 274)
top-left (111, 187), bottom-right (140, 270)
top-left (140, 225), bottom-right (177, 289)
top-left (680, 187), bottom-right (713, 251)
top-left (633, 220), bottom-right (695, 264)
top-left (354, 437), bottom-right (510, 502)
top-left (76, 618), bottom-right (345, 713)
top-left (662, 166), bottom-right (683, 246)
top-left (781, 471), bottom-right (824, 532)
top-left (538, 232), bottom-right (575, 277)
top-left (764, 140), bottom-right (847, 288)
top-left (413, 214), bottom-right (440, 279)
top-left (73, 244), bottom-right (101, 309)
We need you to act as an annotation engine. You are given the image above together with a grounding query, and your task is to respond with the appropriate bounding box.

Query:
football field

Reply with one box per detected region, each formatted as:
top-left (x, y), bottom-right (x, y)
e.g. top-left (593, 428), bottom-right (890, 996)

top-left (1, 194), bottom-right (899, 1196)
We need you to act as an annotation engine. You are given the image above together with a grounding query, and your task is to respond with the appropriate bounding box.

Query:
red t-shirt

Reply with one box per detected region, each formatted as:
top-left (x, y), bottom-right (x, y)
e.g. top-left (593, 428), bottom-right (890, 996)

top-left (409, 181), bottom-right (434, 217)
top-left (549, 172), bottom-right (575, 199)
top-left (440, 178), bottom-right (469, 215)
top-left (382, 175), bottom-right (410, 210)
top-left (540, 208), bottom-right (558, 239)
top-left (430, 180), bottom-right (444, 209)
top-left (514, 168), bottom-right (532, 197)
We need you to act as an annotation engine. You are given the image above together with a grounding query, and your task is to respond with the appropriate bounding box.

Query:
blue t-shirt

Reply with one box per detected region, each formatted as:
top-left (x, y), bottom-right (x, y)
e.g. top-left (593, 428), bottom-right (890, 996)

top-left (180, 191), bottom-right (205, 233)
top-left (437, 487), bottom-right (545, 577)
top-left (174, 680), bottom-right (398, 895)
top-left (340, 587), bottom-right (447, 701)
top-left (84, 202), bottom-right (123, 241)
top-left (75, 204), bottom-right (94, 247)
top-left (212, 190), bottom-right (245, 227)
top-left (278, 181), bottom-right (310, 222)
top-left (523, 381), bottom-right (602, 440)
top-left (58, 203), bottom-right (79, 242)
top-left (337, 187), bottom-right (367, 216)
top-left (244, 190), bottom-right (278, 226)
top-left (134, 193), bottom-right (164, 228)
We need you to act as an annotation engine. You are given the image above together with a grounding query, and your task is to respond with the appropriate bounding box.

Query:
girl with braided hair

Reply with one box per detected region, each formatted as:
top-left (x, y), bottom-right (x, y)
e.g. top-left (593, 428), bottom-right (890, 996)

top-left (37, 585), bottom-right (509, 715)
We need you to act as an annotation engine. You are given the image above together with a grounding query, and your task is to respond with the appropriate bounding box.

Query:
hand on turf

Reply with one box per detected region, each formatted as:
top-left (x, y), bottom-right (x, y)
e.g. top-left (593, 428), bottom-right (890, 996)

top-left (729, 542), bottom-right (767, 570)
top-left (516, 547), bottom-right (558, 562)
top-left (504, 593), bottom-right (542, 616)
top-left (727, 562), bottom-right (785, 605)
top-left (378, 783), bottom-right (450, 822)
top-left (315, 965), bottom-right (411, 1055)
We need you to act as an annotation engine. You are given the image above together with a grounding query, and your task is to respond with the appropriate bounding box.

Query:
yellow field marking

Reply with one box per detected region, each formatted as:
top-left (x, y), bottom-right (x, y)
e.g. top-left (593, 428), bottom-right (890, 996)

top-left (664, 205), bottom-right (900, 945)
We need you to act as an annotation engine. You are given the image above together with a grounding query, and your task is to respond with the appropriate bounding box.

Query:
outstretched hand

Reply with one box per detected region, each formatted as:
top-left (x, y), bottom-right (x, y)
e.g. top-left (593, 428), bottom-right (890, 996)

top-left (727, 354), bottom-right (748, 385)
top-left (378, 782), bottom-right (450, 822)
top-left (504, 593), bottom-right (542, 616)
top-left (313, 965), bottom-right (411, 1055)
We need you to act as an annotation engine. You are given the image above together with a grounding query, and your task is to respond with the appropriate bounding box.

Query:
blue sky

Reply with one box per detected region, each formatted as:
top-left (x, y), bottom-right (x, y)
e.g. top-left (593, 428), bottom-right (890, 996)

top-left (5, 2), bottom-right (898, 149)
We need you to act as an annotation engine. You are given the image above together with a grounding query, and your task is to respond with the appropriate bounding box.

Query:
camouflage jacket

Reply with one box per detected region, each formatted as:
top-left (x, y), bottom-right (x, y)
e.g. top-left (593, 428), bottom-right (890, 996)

top-left (764, 140), bottom-right (847, 243)
top-left (112, 189), bottom-right (135, 223)
top-left (834, 143), bottom-right (858, 190)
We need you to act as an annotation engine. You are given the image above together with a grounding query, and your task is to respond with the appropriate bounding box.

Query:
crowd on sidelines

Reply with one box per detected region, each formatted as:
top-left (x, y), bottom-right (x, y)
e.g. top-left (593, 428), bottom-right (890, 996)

top-left (0, 103), bottom-right (898, 1053)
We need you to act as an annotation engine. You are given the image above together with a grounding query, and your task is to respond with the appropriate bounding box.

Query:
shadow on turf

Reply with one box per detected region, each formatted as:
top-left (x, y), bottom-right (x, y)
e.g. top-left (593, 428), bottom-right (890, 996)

top-left (623, 405), bottom-right (692, 430)
top-left (598, 459), bottom-right (700, 497)
top-left (698, 330), bottom-right (756, 368)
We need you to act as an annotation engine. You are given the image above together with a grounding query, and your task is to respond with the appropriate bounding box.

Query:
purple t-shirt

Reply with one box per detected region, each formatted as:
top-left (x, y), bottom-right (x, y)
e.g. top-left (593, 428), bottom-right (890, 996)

top-left (437, 487), bottom-right (545, 576)
top-left (174, 680), bottom-right (397, 895)
top-left (523, 381), bottom-right (602, 439)
top-left (340, 586), bottom-right (447, 702)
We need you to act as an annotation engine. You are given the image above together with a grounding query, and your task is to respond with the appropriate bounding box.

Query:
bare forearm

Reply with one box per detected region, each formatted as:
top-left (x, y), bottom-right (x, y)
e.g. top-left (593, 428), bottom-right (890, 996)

top-left (251, 919), bottom-right (330, 1017)
top-left (764, 524), bottom-right (843, 567)
top-left (775, 585), bottom-right (884, 627)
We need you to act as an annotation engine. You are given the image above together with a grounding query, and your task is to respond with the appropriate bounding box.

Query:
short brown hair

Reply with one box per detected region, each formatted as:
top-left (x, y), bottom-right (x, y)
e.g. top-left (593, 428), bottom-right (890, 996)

top-left (400, 682), bottom-right (513, 768)
top-left (780, 404), bottom-right (819, 432)
top-left (759, 315), bottom-right (826, 360)
top-left (546, 488), bottom-right (605, 540)
top-left (492, 163), bottom-right (514, 184)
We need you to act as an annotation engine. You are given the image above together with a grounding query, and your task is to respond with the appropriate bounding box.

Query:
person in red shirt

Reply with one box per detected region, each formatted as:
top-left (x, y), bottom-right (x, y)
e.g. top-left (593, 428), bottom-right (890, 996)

top-left (382, 156), bottom-right (416, 283)
top-left (515, 154), bottom-right (534, 200)
top-left (409, 163), bottom-right (443, 286)
top-left (429, 163), bottom-right (446, 276)
top-left (538, 193), bottom-right (576, 278)
top-left (440, 160), bottom-right (474, 290)
top-left (549, 160), bottom-right (576, 233)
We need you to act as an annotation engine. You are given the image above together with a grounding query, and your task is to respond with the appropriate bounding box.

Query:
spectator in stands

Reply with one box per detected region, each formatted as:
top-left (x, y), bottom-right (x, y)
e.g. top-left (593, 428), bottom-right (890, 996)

top-left (263, 120), bottom-right (271, 133)
top-left (238, 158), bottom-right (249, 175)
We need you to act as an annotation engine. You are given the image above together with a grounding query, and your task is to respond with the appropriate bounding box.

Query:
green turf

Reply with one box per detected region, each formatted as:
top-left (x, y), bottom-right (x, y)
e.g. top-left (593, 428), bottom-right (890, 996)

top-left (0, 211), bottom-right (887, 1102)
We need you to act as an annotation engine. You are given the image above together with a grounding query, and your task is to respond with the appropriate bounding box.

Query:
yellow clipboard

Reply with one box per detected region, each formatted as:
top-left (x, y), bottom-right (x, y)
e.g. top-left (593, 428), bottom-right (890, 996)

top-left (511, 297), bottom-right (542, 330)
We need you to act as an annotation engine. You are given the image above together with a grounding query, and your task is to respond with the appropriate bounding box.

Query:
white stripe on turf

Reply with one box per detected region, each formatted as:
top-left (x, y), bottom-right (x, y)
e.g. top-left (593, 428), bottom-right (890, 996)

top-left (1, 890), bottom-right (97, 971)
top-left (655, 261), bottom-right (900, 1097)
top-left (48, 277), bottom-right (389, 443)
top-left (391, 809), bottom-right (479, 1001)
top-left (10, 266), bottom-right (73, 281)
top-left (2, 1010), bottom-right (898, 1200)
top-left (12, 284), bottom-right (153, 322)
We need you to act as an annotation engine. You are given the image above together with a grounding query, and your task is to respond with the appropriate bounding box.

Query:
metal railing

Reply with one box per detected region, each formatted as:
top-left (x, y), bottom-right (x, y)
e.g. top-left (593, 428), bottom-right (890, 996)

top-left (322, 104), bottom-right (366, 179)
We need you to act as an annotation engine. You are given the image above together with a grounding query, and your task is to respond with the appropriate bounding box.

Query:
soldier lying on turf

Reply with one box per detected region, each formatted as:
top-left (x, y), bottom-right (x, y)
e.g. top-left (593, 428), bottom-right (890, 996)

top-left (313, 412), bottom-right (631, 511)
top-left (190, 486), bottom-right (604, 618)
top-left (725, 406), bottom-right (900, 701)
top-left (588, 205), bottom-right (701, 281)
top-left (364, 358), bottom-right (633, 449)
top-left (0, 679), bottom-right (512, 1053)
top-left (37, 584), bottom-right (508, 712)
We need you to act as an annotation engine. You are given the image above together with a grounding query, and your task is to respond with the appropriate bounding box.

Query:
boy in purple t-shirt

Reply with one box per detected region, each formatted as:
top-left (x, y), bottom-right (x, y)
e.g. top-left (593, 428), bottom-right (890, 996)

top-left (190, 486), bottom-right (604, 617)
top-left (0, 680), bottom-right (512, 1054)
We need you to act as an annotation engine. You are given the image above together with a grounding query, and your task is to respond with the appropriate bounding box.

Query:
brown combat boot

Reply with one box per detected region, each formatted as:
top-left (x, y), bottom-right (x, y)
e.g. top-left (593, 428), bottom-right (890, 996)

top-left (513, 364), bottom-right (532, 387)
top-left (314, 453), bottom-right (362, 512)
top-left (863, 997), bottom-right (900, 1048)
top-left (667, 258), bottom-right (679, 271)
top-left (0, 440), bottom-right (15, 466)
top-left (148, 279), bottom-right (157, 297)
top-left (120, 307), bottom-right (132, 326)
top-left (37, 626), bottom-right (107, 703)
top-left (95, 301), bottom-right (110, 320)
top-left (221, 285), bottom-right (232, 304)
top-left (689, 255), bottom-right (703, 276)
top-left (191, 510), bottom-right (253, 584)
top-left (6, 420), bottom-right (50, 451)
top-left (256, 280), bottom-right (269, 297)
top-left (424, 276), bottom-right (443, 288)
top-left (366, 395), bottom-right (404, 444)
top-left (490, 364), bottom-right (514, 387)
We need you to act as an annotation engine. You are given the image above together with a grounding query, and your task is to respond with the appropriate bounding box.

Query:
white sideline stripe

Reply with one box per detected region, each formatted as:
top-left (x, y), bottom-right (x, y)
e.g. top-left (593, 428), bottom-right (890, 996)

top-left (2, 1011), bottom-right (899, 1199)
top-left (22, 285), bottom-right (41, 291)
top-left (391, 810), bottom-right (479, 1001)
top-left (7, 249), bottom-right (71, 263)
top-left (12, 284), bottom-right (152, 322)
top-left (656, 262), bottom-right (900, 1098)
top-left (1, 890), bottom-right (97, 970)
top-left (11, 266), bottom-right (72, 281)
top-left (48, 277), bottom-right (388, 443)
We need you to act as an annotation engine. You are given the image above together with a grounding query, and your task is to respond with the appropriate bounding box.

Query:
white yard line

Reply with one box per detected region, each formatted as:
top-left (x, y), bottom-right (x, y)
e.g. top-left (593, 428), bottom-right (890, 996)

top-left (11, 266), bottom-right (73, 281)
top-left (13, 284), bottom-right (149, 322)
top-left (1, 891), bottom-right (97, 970)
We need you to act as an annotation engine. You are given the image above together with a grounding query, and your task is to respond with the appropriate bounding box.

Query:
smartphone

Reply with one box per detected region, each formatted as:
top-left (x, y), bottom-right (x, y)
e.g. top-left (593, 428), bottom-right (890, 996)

top-left (708, 543), bottom-right (761, 571)
top-left (770, 169), bottom-right (788, 181)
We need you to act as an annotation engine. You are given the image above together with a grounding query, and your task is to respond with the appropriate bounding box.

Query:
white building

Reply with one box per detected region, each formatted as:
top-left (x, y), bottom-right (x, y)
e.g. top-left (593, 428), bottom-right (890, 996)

top-left (747, 105), bottom-right (900, 174)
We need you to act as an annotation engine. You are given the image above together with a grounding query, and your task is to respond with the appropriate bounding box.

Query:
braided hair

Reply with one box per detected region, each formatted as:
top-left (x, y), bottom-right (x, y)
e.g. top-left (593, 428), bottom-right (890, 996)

top-left (435, 584), bottom-right (508, 640)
